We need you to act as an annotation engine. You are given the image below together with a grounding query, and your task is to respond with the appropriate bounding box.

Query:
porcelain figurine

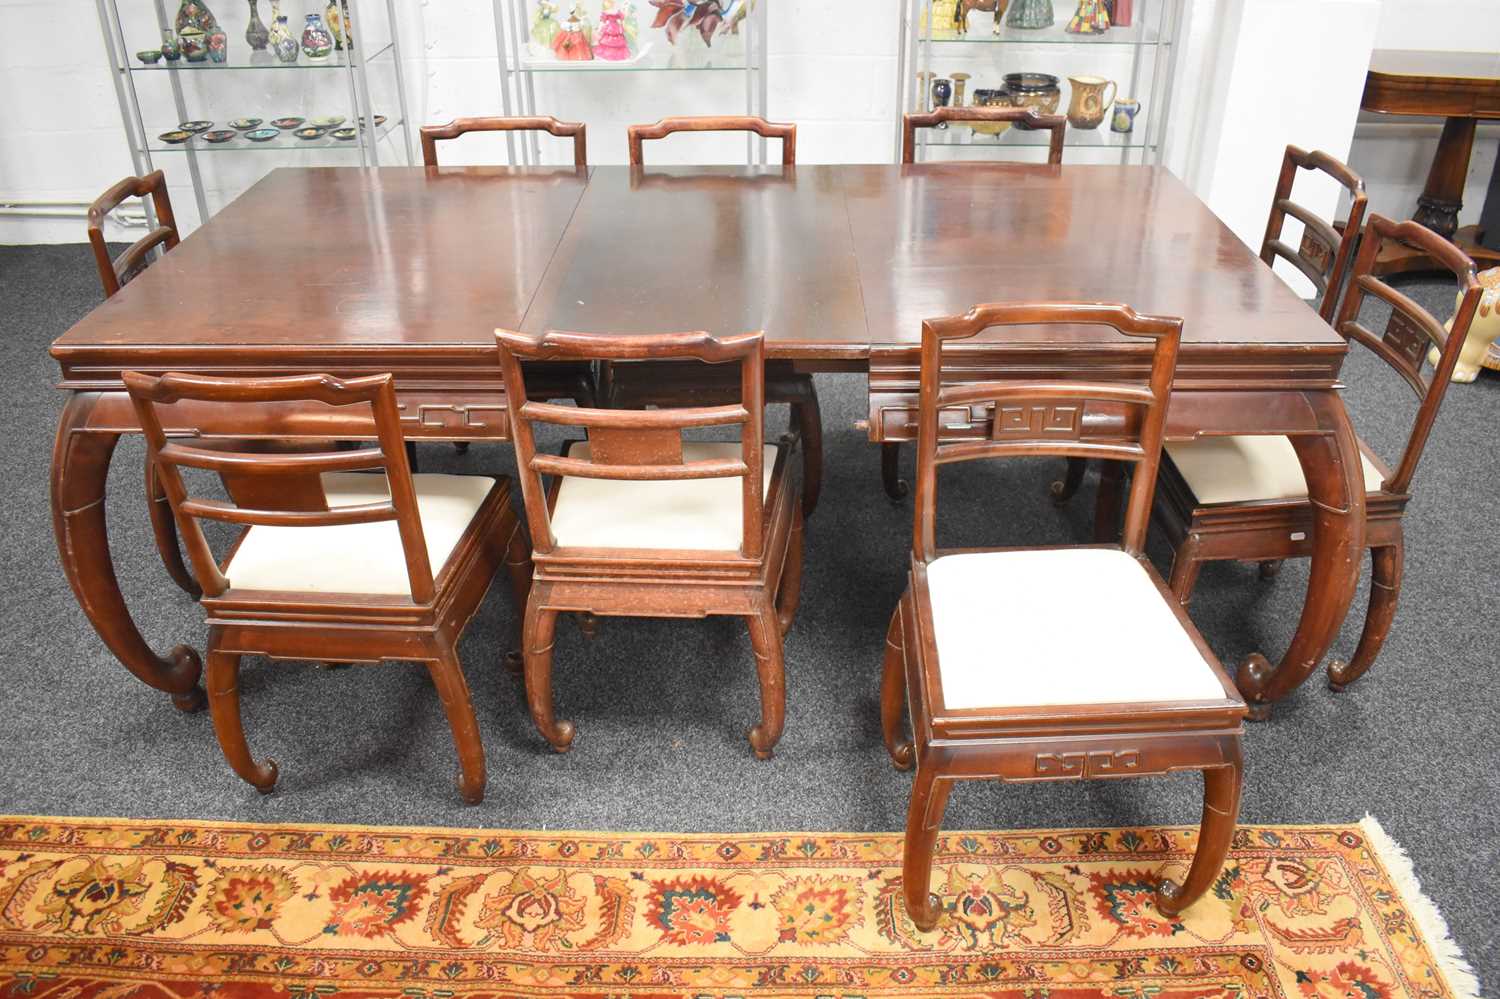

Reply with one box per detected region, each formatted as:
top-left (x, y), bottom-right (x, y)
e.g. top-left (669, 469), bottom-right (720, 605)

top-left (552, 4), bottom-right (593, 59)
top-left (301, 13), bottom-right (333, 58)
top-left (955, 0), bottom-right (1008, 36)
top-left (620, 0), bottom-right (639, 45)
top-left (1006, 0), bottom-right (1053, 29)
top-left (1066, 0), bottom-right (1110, 33)
top-left (718, 0), bottom-right (751, 36)
top-left (1065, 74), bottom-right (1116, 129)
top-left (269, 8), bottom-right (298, 62)
top-left (1433, 266), bottom-right (1500, 382)
top-left (179, 25), bottom-right (208, 61)
top-left (325, 0), bottom-right (344, 49)
top-left (1106, 0), bottom-right (1132, 25)
top-left (174, 0), bottom-right (218, 33)
top-left (1111, 97), bottom-right (1140, 132)
top-left (208, 28), bottom-right (228, 61)
top-left (160, 31), bottom-right (181, 60)
top-left (650, 0), bottom-right (726, 47)
top-left (245, 0), bottom-right (269, 49)
top-left (594, 0), bottom-right (632, 59)
top-left (531, 0), bottom-right (560, 48)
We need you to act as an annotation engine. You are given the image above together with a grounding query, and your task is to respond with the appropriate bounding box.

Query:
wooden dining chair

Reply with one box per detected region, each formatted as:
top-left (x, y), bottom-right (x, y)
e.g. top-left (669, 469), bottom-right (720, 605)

top-left (1152, 215), bottom-right (1482, 700)
top-left (122, 370), bottom-right (532, 804)
top-left (901, 107), bottom-right (1067, 165)
top-left (497, 327), bottom-right (804, 759)
top-left (609, 115), bottom-right (821, 516)
top-left (1052, 145), bottom-right (1367, 529)
top-left (879, 302), bottom-right (1246, 932)
top-left (626, 115), bottom-right (796, 166)
top-left (420, 115), bottom-right (588, 168)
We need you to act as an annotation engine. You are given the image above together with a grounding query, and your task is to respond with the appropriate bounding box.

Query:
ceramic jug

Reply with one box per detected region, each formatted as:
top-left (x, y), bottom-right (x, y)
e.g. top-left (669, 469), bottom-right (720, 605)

top-left (1066, 75), bottom-right (1116, 129)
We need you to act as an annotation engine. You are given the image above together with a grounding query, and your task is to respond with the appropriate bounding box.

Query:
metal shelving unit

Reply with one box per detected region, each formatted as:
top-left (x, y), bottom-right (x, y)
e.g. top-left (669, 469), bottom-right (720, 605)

top-left (492, 0), bottom-right (770, 165)
top-left (94, 0), bottom-right (413, 225)
top-left (895, 0), bottom-right (1182, 164)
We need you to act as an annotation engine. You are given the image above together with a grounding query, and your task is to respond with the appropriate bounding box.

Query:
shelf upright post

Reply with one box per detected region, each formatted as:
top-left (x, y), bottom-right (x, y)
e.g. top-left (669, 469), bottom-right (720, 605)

top-left (492, 0), bottom-right (521, 164)
top-left (95, 0), bottom-right (162, 231)
top-left (893, 0), bottom-right (911, 162)
top-left (1146, 0), bottom-right (1182, 167)
top-left (513, 0), bottom-right (541, 163)
top-left (382, 0), bottom-right (416, 164)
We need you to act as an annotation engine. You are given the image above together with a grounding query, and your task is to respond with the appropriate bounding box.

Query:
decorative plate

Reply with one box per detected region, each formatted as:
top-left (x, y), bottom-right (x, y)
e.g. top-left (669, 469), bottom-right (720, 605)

top-left (243, 127), bottom-right (280, 142)
top-left (177, 120), bottom-right (213, 133)
top-left (158, 130), bottom-right (192, 144)
top-left (229, 117), bottom-right (263, 130)
top-left (201, 129), bottom-right (236, 143)
top-left (309, 115), bottom-right (345, 128)
top-left (330, 127), bottom-right (357, 141)
top-left (270, 116), bottom-right (305, 129)
top-left (293, 126), bottom-right (328, 140)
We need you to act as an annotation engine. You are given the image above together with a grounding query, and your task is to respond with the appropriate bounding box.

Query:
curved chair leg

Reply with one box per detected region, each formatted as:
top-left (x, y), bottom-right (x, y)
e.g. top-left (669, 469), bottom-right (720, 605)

top-left (575, 612), bottom-right (600, 640)
top-left (1258, 559), bottom-right (1283, 580)
top-left (881, 443), bottom-right (908, 500)
top-left (1094, 460), bottom-right (1126, 542)
top-left (205, 649), bottom-right (277, 794)
top-left (502, 523), bottom-right (533, 673)
top-left (1049, 458), bottom-right (1087, 505)
top-left (1168, 537), bottom-right (1204, 605)
top-left (775, 508), bottom-right (805, 636)
top-left (452, 442), bottom-right (470, 455)
top-left (522, 600), bottom-right (574, 752)
top-left (145, 456), bottom-right (201, 599)
top-left (404, 440), bottom-right (420, 472)
top-left (902, 762), bottom-right (952, 932)
top-left (1156, 747), bottom-right (1242, 916)
top-left (793, 393), bottom-right (823, 517)
top-left (746, 606), bottom-right (787, 760)
top-left (880, 598), bottom-right (913, 771)
top-left (426, 641), bottom-right (486, 804)
top-left (1329, 537), bottom-right (1405, 692)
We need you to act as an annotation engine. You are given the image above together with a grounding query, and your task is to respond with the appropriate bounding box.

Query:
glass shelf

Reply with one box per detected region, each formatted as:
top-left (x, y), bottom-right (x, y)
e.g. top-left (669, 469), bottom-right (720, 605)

top-left (129, 40), bottom-right (393, 72)
top-left (147, 118), bottom-right (402, 153)
top-left (518, 41), bottom-right (748, 72)
top-left (917, 124), bottom-right (1153, 149)
top-left (920, 0), bottom-right (1162, 45)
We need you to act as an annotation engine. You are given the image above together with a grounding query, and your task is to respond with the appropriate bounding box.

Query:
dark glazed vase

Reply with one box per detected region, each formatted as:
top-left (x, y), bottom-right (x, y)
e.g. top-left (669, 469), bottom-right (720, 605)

top-left (245, 0), bottom-right (270, 50)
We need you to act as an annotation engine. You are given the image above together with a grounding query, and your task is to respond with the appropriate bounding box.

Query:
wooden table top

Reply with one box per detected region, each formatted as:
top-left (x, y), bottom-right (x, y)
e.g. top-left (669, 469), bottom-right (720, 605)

top-left (53, 164), bottom-right (1343, 379)
top-left (1363, 49), bottom-right (1500, 117)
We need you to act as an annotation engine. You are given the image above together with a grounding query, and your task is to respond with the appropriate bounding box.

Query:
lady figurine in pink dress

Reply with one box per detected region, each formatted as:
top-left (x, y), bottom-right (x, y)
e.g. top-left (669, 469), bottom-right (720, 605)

top-left (551, 3), bottom-right (593, 59)
top-left (594, 0), bottom-right (632, 60)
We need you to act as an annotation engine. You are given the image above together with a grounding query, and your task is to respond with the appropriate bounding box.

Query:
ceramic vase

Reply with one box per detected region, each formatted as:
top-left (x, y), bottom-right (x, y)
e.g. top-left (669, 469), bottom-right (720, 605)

top-left (301, 13), bottom-right (333, 58)
top-left (244, 0), bottom-right (269, 49)
top-left (179, 25), bottom-right (208, 61)
top-left (1006, 0), bottom-right (1053, 29)
top-left (208, 28), bottom-right (228, 61)
top-left (1066, 0), bottom-right (1110, 33)
top-left (269, 12), bottom-right (298, 62)
top-left (930, 77), bottom-right (953, 126)
top-left (174, 0), bottom-right (218, 33)
top-left (160, 29), bottom-right (181, 60)
top-left (325, 0), bottom-right (344, 49)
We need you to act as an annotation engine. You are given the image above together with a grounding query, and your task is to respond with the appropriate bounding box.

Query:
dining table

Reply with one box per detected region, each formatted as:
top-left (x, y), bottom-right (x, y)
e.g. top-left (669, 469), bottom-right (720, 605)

top-left (49, 162), bottom-right (1367, 721)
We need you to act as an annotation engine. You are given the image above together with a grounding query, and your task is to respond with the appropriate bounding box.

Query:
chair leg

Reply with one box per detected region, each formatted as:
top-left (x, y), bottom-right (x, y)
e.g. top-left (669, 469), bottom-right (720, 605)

top-left (881, 442), bottom-right (908, 500)
top-left (575, 612), bottom-right (600, 639)
top-left (502, 523), bottom-right (533, 673)
top-left (452, 442), bottom-right (470, 455)
top-left (145, 456), bottom-right (201, 599)
top-left (746, 605), bottom-right (787, 760)
top-left (1094, 460), bottom-right (1125, 542)
top-left (880, 598), bottom-right (913, 771)
top-left (1156, 746), bottom-right (1242, 917)
top-left (1258, 559), bottom-right (1283, 580)
top-left (1329, 537), bottom-right (1405, 692)
top-left (902, 762), bottom-right (952, 932)
top-left (426, 640), bottom-right (486, 804)
top-left (522, 599), bottom-right (574, 752)
top-left (793, 394), bottom-right (823, 517)
top-left (1168, 537), bottom-right (1204, 605)
top-left (776, 507), bottom-right (805, 636)
top-left (404, 440), bottom-right (420, 472)
top-left (1050, 458), bottom-right (1087, 505)
top-left (205, 649), bottom-right (277, 794)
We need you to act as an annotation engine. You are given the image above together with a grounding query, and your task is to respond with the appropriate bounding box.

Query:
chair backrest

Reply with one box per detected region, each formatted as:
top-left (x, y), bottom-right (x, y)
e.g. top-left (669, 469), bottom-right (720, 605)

top-left (627, 116), bottom-right (796, 167)
top-left (1259, 145), bottom-right (1367, 322)
top-left (901, 108), bottom-right (1066, 164)
top-left (496, 328), bottom-right (767, 559)
top-left (420, 115), bottom-right (588, 168)
top-left (121, 371), bottom-right (435, 602)
top-left (1332, 213), bottom-right (1482, 495)
top-left (87, 171), bottom-right (180, 299)
top-left (913, 302), bottom-right (1182, 562)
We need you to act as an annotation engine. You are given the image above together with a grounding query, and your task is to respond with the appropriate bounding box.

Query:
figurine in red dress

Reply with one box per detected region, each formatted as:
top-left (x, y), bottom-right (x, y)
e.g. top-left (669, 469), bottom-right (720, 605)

top-left (551, 3), bottom-right (593, 59)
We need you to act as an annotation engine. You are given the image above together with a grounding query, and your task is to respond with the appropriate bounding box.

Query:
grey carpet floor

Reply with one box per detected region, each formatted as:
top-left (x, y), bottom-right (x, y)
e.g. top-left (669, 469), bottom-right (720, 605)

top-left (0, 243), bottom-right (1496, 983)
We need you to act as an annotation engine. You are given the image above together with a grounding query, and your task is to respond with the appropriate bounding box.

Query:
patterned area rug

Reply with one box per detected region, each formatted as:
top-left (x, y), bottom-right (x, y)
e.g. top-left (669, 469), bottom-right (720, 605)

top-left (0, 815), bottom-right (1477, 998)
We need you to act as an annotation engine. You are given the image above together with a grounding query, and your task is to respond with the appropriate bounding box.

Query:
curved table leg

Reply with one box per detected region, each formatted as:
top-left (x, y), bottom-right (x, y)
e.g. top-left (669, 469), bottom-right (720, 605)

top-left (1235, 391), bottom-right (1365, 719)
top-left (51, 393), bottom-right (205, 712)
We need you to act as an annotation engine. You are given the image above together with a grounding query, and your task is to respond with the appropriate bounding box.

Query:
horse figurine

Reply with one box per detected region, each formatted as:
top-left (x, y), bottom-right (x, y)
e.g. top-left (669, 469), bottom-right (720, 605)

top-left (955, 0), bottom-right (1008, 35)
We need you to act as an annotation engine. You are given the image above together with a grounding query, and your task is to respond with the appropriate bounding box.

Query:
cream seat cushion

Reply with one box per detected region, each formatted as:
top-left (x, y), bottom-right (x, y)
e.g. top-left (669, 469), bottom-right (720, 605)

top-left (1165, 435), bottom-right (1385, 505)
top-left (549, 441), bottom-right (777, 551)
top-left (925, 548), bottom-right (1227, 710)
top-left (225, 472), bottom-right (494, 595)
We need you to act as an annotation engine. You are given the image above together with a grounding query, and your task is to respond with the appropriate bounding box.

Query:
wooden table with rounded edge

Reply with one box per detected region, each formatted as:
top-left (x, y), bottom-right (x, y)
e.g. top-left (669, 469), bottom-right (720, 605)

top-left (50, 162), bottom-right (1365, 722)
top-left (1361, 51), bottom-right (1500, 282)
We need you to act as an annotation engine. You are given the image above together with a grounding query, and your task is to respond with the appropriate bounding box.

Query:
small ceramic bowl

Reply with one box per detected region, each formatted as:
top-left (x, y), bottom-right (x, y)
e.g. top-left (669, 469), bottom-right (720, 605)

top-left (136, 49), bottom-right (163, 64)
top-left (178, 120), bottom-right (213, 133)
top-left (229, 117), bottom-right (263, 130)
top-left (357, 114), bottom-right (388, 129)
top-left (158, 130), bottom-right (192, 144)
top-left (270, 116), bottom-right (305, 130)
top-left (309, 115), bottom-right (345, 128)
top-left (243, 127), bottom-right (280, 142)
top-left (330, 127), bottom-right (358, 141)
top-left (201, 129), bottom-right (236, 143)
top-left (293, 126), bottom-right (328, 140)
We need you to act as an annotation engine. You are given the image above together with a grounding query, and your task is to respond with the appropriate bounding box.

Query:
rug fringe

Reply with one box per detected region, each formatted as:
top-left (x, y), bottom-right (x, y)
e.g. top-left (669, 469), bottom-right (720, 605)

top-left (1359, 814), bottom-right (1483, 999)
